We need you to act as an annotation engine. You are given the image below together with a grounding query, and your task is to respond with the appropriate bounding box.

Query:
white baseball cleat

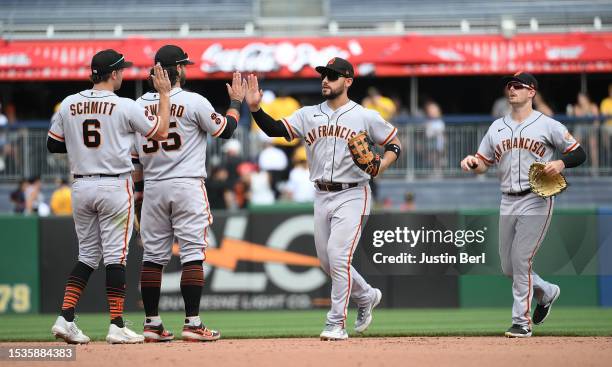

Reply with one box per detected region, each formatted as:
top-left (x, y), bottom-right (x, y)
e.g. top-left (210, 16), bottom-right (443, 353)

top-left (51, 316), bottom-right (90, 344)
top-left (320, 324), bottom-right (349, 341)
top-left (355, 288), bottom-right (382, 333)
top-left (106, 324), bottom-right (145, 344)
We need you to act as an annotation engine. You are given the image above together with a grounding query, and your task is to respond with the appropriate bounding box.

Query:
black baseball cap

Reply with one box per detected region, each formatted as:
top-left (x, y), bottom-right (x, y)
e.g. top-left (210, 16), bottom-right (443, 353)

top-left (315, 57), bottom-right (354, 78)
top-left (91, 49), bottom-right (133, 75)
top-left (502, 71), bottom-right (538, 90)
top-left (155, 45), bottom-right (195, 67)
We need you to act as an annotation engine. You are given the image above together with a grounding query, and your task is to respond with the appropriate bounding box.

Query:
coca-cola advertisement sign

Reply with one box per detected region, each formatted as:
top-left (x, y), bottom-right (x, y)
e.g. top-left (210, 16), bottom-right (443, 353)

top-left (200, 41), bottom-right (357, 73)
top-left (0, 33), bottom-right (611, 80)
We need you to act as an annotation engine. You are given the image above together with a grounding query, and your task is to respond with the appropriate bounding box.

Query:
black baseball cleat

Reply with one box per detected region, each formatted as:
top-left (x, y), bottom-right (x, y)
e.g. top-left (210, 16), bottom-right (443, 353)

top-left (533, 285), bottom-right (560, 325)
top-left (505, 324), bottom-right (532, 338)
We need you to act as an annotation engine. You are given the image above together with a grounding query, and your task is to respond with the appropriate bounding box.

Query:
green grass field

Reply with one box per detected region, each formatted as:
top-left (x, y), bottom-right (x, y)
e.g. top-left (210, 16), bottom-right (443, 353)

top-left (1, 307), bottom-right (611, 341)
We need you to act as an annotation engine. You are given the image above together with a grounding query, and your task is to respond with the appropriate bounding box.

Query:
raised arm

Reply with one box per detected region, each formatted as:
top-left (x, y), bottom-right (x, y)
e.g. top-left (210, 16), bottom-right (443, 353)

top-left (245, 74), bottom-right (291, 138)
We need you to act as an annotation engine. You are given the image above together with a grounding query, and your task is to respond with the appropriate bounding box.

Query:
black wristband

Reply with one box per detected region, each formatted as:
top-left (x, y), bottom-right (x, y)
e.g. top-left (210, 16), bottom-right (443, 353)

top-left (134, 181), bottom-right (144, 192)
top-left (384, 143), bottom-right (401, 158)
top-left (229, 99), bottom-right (242, 111)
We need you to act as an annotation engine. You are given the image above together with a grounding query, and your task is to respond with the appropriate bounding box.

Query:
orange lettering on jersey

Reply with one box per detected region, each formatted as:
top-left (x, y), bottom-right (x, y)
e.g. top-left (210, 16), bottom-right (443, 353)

top-left (340, 126), bottom-right (348, 139)
top-left (335, 126), bottom-right (343, 138)
top-left (176, 105), bottom-right (184, 118)
top-left (306, 130), bottom-right (316, 146)
top-left (147, 104), bottom-right (158, 116)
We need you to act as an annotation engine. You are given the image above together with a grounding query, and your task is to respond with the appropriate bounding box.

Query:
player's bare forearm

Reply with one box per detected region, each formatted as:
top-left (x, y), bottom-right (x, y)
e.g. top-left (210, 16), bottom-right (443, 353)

top-left (151, 63), bottom-right (171, 141)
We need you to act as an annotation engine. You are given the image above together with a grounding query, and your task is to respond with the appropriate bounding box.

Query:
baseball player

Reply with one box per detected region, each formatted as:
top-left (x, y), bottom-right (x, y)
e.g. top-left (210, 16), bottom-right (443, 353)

top-left (245, 58), bottom-right (401, 340)
top-left (131, 45), bottom-right (245, 342)
top-left (48, 49), bottom-right (172, 344)
top-left (461, 72), bottom-right (587, 337)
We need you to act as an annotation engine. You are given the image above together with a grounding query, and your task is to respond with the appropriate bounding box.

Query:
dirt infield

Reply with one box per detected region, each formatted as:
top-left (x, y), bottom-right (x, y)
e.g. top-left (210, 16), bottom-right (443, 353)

top-left (2, 337), bottom-right (611, 367)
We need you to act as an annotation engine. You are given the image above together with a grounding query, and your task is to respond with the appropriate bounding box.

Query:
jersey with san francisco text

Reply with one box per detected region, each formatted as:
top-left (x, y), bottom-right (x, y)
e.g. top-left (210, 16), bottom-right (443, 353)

top-left (281, 100), bottom-right (397, 183)
top-left (48, 89), bottom-right (160, 175)
top-left (476, 111), bottom-right (579, 193)
top-left (133, 88), bottom-right (229, 181)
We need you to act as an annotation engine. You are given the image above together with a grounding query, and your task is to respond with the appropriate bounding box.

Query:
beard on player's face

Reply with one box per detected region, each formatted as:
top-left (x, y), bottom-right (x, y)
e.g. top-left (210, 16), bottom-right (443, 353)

top-left (179, 68), bottom-right (186, 87)
top-left (322, 82), bottom-right (346, 100)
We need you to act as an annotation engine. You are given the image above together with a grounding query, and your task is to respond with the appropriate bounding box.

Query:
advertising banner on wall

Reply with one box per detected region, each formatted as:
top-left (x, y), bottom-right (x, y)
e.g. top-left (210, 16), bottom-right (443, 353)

top-left (1, 32), bottom-right (611, 80)
top-left (38, 211), bottom-right (459, 313)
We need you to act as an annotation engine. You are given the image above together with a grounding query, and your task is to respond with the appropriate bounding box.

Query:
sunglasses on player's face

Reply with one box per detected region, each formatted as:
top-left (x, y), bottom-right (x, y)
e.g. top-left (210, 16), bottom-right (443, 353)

top-left (506, 82), bottom-right (533, 91)
top-left (320, 71), bottom-right (344, 82)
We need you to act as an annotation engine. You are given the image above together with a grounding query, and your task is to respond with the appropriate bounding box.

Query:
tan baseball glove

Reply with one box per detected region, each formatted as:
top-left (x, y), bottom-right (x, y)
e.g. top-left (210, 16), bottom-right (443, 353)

top-left (528, 162), bottom-right (568, 198)
top-left (348, 131), bottom-right (381, 177)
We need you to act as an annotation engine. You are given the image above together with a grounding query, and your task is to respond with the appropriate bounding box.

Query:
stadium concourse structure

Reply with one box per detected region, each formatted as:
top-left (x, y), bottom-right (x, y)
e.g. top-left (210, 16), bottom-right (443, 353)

top-left (1, 0), bottom-right (611, 38)
top-left (1, 0), bottom-right (612, 208)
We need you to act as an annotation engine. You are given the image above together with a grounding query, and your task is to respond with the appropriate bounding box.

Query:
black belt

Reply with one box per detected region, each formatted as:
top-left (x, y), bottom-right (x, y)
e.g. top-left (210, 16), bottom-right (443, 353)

top-left (74, 174), bottom-right (120, 178)
top-left (315, 181), bottom-right (359, 192)
top-left (504, 189), bottom-right (531, 197)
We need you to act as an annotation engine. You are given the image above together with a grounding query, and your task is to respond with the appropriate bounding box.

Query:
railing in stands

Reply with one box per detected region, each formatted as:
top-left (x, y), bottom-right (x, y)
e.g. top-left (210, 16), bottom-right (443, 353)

top-left (0, 115), bottom-right (609, 181)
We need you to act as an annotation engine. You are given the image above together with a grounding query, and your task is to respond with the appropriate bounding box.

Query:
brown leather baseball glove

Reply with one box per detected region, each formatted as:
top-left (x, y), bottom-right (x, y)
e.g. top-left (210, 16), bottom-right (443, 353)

top-left (528, 162), bottom-right (568, 198)
top-left (348, 131), bottom-right (381, 177)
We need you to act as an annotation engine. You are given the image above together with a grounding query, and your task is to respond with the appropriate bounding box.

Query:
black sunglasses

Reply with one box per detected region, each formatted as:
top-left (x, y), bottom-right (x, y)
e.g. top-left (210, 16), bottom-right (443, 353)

top-left (506, 82), bottom-right (533, 91)
top-left (320, 71), bottom-right (343, 81)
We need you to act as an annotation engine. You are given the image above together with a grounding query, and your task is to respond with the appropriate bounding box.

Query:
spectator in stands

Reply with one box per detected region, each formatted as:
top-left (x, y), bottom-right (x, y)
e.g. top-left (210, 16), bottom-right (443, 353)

top-left (249, 166), bottom-right (275, 206)
top-left (601, 83), bottom-right (612, 125)
top-left (206, 166), bottom-right (234, 210)
top-left (491, 95), bottom-right (511, 118)
top-left (254, 89), bottom-right (301, 174)
top-left (569, 92), bottom-right (599, 171)
top-left (222, 139), bottom-right (243, 188)
top-left (50, 178), bottom-right (72, 216)
top-left (362, 87), bottom-right (397, 121)
top-left (424, 100), bottom-right (446, 174)
top-left (258, 141), bottom-right (288, 199)
top-left (284, 145), bottom-right (314, 203)
top-left (9, 179), bottom-right (27, 214)
top-left (234, 161), bottom-right (257, 209)
top-left (24, 175), bottom-right (50, 216)
top-left (0, 102), bottom-right (12, 172)
top-left (533, 93), bottom-right (554, 116)
top-left (400, 192), bottom-right (416, 211)
top-left (600, 84), bottom-right (612, 162)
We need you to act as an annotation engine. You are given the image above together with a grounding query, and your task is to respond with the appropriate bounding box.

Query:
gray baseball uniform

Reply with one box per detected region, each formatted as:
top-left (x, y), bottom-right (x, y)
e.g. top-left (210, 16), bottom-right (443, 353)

top-left (476, 110), bottom-right (579, 326)
top-left (282, 100), bottom-right (397, 327)
top-left (133, 87), bottom-right (230, 266)
top-left (49, 89), bottom-right (160, 268)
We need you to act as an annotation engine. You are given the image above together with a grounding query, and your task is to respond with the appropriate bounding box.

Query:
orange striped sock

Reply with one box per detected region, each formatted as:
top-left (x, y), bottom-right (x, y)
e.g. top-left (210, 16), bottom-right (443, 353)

top-left (60, 262), bottom-right (93, 322)
top-left (106, 264), bottom-right (126, 328)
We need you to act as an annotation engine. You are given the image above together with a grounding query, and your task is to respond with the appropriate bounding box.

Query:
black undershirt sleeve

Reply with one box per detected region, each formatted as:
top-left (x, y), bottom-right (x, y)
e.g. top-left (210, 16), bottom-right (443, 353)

top-left (561, 145), bottom-right (586, 168)
top-left (218, 114), bottom-right (238, 139)
top-left (251, 109), bottom-right (290, 139)
top-left (47, 136), bottom-right (67, 153)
